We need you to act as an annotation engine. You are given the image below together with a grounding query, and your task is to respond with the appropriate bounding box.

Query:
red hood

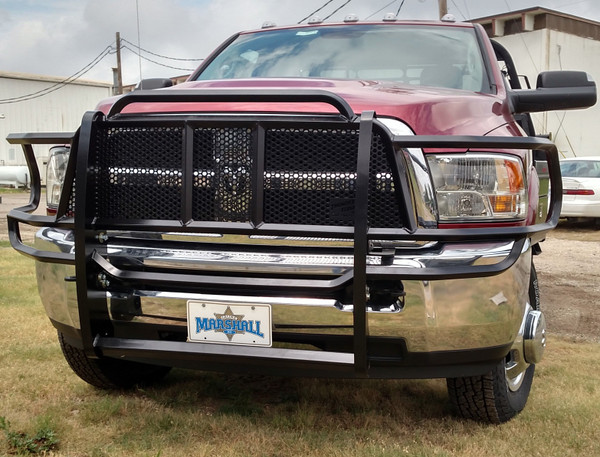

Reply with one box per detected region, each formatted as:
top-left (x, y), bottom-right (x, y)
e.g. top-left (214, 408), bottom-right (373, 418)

top-left (97, 78), bottom-right (513, 136)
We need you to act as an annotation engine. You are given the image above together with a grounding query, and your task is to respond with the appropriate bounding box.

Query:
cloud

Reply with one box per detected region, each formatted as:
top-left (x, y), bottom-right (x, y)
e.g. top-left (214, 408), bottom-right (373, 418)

top-left (1, 0), bottom-right (434, 84)
top-left (1, 0), bottom-right (600, 86)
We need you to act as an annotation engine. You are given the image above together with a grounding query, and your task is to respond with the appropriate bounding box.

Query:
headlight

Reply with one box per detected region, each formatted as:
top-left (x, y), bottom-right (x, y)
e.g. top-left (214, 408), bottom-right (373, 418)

top-left (427, 153), bottom-right (527, 221)
top-left (46, 146), bottom-right (70, 211)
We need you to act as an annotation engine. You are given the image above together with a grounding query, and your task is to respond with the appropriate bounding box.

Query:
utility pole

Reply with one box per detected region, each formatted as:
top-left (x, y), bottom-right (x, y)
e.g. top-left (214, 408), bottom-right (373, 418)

top-left (438, 0), bottom-right (448, 19)
top-left (115, 32), bottom-right (123, 95)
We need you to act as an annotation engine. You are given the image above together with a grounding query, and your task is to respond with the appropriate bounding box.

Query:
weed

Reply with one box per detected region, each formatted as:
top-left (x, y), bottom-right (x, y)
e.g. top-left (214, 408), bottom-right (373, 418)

top-left (0, 416), bottom-right (59, 455)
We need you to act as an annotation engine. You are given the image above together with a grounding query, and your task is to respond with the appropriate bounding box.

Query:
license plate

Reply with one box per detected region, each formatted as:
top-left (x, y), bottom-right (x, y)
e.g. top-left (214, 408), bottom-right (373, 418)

top-left (187, 300), bottom-right (272, 347)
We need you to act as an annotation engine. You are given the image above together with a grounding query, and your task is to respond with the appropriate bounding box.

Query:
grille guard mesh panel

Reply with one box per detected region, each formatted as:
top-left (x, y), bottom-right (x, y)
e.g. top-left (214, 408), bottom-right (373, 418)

top-left (81, 121), bottom-right (405, 228)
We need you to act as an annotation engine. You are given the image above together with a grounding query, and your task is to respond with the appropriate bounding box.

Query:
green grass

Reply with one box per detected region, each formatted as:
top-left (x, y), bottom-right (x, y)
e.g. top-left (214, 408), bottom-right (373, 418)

top-left (0, 188), bottom-right (29, 194)
top-left (1, 246), bottom-right (599, 456)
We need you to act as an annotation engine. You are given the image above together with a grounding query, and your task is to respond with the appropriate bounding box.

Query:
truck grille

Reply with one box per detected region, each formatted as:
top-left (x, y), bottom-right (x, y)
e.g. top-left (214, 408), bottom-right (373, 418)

top-left (86, 122), bottom-right (405, 228)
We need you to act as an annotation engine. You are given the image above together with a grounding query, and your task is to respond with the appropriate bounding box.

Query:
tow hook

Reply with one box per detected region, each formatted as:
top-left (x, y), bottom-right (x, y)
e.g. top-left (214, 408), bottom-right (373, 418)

top-left (523, 310), bottom-right (546, 364)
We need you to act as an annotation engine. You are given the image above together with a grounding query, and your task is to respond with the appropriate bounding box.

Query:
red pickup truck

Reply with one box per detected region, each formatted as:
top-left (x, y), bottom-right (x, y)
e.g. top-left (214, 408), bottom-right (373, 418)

top-left (7, 16), bottom-right (596, 423)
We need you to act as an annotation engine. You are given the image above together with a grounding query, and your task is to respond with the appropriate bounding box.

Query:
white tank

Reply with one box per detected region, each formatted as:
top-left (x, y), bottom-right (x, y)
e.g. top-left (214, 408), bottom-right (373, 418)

top-left (0, 166), bottom-right (29, 188)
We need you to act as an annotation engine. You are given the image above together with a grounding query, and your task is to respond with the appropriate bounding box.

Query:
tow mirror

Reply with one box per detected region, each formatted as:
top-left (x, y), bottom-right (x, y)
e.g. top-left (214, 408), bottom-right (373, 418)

top-left (135, 78), bottom-right (174, 90)
top-left (510, 71), bottom-right (596, 113)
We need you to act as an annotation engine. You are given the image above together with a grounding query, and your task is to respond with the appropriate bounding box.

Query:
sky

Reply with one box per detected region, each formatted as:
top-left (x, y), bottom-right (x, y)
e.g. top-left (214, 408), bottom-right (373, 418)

top-left (0, 0), bottom-right (598, 86)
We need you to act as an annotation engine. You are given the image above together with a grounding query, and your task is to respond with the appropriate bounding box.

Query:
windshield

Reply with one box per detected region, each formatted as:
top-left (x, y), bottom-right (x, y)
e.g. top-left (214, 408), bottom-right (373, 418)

top-left (195, 24), bottom-right (490, 92)
top-left (561, 160), bottom-right (600, 178)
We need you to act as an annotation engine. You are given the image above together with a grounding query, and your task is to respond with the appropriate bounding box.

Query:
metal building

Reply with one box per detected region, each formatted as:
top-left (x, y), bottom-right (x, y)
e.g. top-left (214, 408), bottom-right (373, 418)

top-left (473, 7), bottom-right (600, 158)
top-left (0, 72), bottom-right (112, 184)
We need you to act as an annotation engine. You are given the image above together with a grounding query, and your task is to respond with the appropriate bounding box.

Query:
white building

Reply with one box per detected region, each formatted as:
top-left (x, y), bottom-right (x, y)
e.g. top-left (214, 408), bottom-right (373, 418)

top-left (0, 72), bottom-right (112, 180)
top-left (473, 7), bottom-right (600, 158)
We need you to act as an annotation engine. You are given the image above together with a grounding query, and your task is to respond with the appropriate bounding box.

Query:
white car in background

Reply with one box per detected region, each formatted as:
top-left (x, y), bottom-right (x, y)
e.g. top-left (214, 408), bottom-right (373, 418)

top-left (560, 156), bottom-right (600, 221)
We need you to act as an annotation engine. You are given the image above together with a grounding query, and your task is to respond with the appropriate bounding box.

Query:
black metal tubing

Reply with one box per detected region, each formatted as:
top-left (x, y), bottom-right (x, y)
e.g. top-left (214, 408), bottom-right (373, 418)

top-left (6, 118), bottom-right (560, 265)
top-left (71, 132), bottom-right (559, 244)
top-left (92, 250), bottom-right (354, 291)
top-left (107, 89), bottom-right (356, 120)
top-left (6, 133), bottom-right (70, 213)
top-left (89, 239), bottom-right (525, 292)
top-left (391, 134), bottom-right (562, 244)
top-left (6, 132), bottom-right (76, 146)
top-left (6, 97), bottom-right (561, 374)
top-left (74, 112), bottom-right (112, 357)
top-left (353, 111), bottom-right (374, 374)
top-left (6, 132), bottom-right (76, 264)
top-left (93, 336), bottom-right (509, 379)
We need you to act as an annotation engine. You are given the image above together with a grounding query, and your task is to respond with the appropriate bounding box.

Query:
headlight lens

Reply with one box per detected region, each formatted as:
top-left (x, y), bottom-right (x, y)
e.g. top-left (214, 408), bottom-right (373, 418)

top-left (46, 146), bottom-right (70, 210)
top-left (427, 153), bottom-right (527, 221)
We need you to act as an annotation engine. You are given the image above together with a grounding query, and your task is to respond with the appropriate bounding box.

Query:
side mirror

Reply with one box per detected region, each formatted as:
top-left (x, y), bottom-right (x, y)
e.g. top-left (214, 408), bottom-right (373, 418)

top-left (510, 71), bottom-right (596, 113)
top-left (135, 78), bottom-right (174, 90)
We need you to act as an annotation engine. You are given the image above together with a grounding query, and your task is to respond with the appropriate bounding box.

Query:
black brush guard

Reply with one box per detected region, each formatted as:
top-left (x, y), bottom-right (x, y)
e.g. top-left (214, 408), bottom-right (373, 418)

top-left (7, 89), bottom-right (562, 378)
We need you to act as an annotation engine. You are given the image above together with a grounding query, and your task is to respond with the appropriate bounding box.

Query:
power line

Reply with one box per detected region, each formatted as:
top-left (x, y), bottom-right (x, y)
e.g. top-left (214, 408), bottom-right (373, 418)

top-left (365, 0), bottom-right (398, 20)
top-left (121, 45), bottom-right (197, 72)
top-left (0, 44), bottom-right (114, 104)
top-left (121, 37), bottom-right (204, 62)
top-left (449, 0), bottom-right (467, 20)
top-left (323, 0), bottom-right (353, 21)
top-left (135, 0), bottom-right (142, 82)
top-left (500, 0), bottom-right (579, 155)
top-left (298, 0), bottom-right (337, 23)
top-left (396, 0), bottom-right (406, 16)
top-left (460, 0), bottom-right (471, 20)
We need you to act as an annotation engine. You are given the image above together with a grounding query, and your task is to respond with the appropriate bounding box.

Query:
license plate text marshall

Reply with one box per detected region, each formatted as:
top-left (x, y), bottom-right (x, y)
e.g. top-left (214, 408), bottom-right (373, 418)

top-left (187, 301), bottom-right (272, 347)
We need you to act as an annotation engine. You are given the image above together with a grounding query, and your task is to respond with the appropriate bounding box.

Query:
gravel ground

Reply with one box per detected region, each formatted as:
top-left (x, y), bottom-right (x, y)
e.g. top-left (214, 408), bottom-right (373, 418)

top-left (535, 220), bottom-right (600, 343)
top-left (1, 190), bottom-right (598, 342)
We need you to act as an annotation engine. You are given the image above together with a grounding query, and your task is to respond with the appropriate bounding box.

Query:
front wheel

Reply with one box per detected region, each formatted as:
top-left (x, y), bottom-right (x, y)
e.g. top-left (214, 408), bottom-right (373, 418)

top-left (446, 360), bottom-right (535, 423)
top-left (446, 262), bottom-right (540, 423)
top-left (58, 332), bottom-right (171, 389)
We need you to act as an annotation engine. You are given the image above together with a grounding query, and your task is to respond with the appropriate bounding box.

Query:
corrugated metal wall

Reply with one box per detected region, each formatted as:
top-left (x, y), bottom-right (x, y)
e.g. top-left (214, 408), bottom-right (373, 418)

top-left (474, 9), bottom-right (600, 158)
top-left (492, 29), bottom-right (600, 157)
top-left (0, 73), bottom-right (112, 170)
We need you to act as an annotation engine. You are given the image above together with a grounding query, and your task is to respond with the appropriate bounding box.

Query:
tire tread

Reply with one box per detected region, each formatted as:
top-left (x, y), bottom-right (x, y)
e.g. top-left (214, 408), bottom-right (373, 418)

top-left (58, 332), bottom-right (171, 389)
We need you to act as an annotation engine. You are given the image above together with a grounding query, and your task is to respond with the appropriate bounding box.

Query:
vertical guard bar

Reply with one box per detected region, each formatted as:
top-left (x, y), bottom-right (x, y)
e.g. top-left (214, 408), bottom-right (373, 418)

top-left (252, 124), bottom-right (266, 227)
top-left (6, 143), bottom-right (40, 254)
top-left (15, 144), bottom-right (41, 213)
top-left (353, 111), bottom-right (375, 374)
top-left (56, 131), bottom-right (79, 220)
top-left (74, 111), bottom-right (108, 357)
top-left (182, 124), bottom-right (194, 224)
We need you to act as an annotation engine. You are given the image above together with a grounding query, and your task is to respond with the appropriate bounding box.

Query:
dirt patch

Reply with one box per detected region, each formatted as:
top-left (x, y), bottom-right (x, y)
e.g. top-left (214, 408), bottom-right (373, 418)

top-left (0, 191), bottom-right (45, 244)
top-left (1, 190), bottom-right (599, 342)
top-left (536, 221), bottom-right (600, 343)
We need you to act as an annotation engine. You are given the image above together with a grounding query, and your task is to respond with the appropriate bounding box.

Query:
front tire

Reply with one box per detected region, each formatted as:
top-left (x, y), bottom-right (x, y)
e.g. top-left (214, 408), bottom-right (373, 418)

top-left (58, 332), bottom-right (171, 389)
top-left (446, 361), bottom-right (535, 423)
top-left (446, 262), bottom-right (540, 423)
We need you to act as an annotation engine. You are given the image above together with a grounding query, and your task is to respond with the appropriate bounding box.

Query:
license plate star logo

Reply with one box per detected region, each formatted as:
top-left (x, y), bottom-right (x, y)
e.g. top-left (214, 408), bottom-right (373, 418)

top-left (195, 305), bottom-right (265, 342)
top-left (214, 306), bottom-right (245, 340)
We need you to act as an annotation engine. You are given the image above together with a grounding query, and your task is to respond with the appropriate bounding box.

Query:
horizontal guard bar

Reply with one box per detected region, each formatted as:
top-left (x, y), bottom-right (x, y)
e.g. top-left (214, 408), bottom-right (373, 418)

top-left (391, 134), bottom-right (556, 151)
top-left (6, 132), bottom-right (75, 145)
top-left (7, 216), bottom-right (75, 265)
top-left (95, 336), bottom-right (355, 366)
top-left (92, 251), bottom-right (354, 291)
top-left (107, 89), bottom-right (356, 120)
top-left (90, 238), bottom-right (526, 286)
top-left (8, 210), bottom-right (74, 229)
top-left (367, 238), bottom-right (527, 280)
top-left (84, 219), bottom-right (555, 242)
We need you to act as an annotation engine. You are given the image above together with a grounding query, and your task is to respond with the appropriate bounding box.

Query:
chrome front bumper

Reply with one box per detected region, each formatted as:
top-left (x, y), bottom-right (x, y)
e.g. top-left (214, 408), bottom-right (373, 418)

top-left (35, 227), bottom-right (533, 355)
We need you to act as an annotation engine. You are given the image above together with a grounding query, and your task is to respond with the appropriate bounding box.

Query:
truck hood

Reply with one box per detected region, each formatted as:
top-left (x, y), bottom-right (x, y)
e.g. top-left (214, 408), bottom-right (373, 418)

top-left (98, 78), bottom-right (513, 136)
